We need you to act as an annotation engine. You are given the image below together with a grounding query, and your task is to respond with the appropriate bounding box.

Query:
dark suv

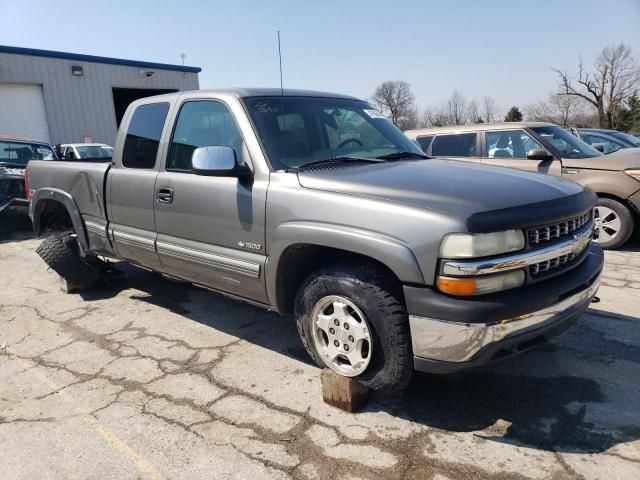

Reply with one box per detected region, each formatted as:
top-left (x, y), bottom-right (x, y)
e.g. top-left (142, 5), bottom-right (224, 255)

top-left (0, 137), bottom-right (57, 212)
top-left (406, 122), bottom-right (640, 249)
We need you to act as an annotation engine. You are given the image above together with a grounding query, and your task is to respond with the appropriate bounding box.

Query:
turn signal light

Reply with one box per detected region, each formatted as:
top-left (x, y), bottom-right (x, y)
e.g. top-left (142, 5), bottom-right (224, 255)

top-left (437, 277), bottom-right (477, 296)
top-left (437, 270), bottom-right (525, 296)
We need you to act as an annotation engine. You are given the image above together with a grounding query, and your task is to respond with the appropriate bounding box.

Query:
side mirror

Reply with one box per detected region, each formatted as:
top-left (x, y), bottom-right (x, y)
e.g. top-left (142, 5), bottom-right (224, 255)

top-left (191, 146), bottom-right (252, 178)
top-left (592, 143), bottom-right (605, 153)
top-left (527, 148), bottom-right (553, 161)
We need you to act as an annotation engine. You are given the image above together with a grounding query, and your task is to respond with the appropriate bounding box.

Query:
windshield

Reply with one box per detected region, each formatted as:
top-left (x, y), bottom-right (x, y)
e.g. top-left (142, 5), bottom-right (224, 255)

top-left (75, 145), bottom-right (113, 159)
top-left (0, 140), bottom-right (56, 166)
top-left (531, 126), bottom-right (603, 159)
top-left (244, 96), bottom-right (424, 170)
top-left (608, 131), bottom-right (640, 147)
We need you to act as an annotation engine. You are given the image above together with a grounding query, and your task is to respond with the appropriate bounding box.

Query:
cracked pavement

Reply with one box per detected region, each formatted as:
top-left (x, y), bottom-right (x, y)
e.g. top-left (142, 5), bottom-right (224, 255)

top-left (1, 212), bottom-right (639, 480)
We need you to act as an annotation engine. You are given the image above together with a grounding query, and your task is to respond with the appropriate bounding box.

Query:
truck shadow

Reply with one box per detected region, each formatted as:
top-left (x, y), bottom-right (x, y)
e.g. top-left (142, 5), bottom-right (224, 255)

top-left (79, 262), bottom-right (640, 456)
top-left (0, 209), bottom-right (34, 244)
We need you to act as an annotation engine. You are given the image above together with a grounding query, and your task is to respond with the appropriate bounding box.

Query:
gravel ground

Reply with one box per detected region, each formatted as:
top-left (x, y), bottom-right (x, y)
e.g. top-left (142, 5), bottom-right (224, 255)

top-left (1, 210), bottom-right (639, 480)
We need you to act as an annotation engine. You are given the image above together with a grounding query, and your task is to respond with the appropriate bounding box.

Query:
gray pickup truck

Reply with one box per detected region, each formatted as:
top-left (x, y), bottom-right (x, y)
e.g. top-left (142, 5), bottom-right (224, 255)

top-left (26, 89), bottom-right (603, 391)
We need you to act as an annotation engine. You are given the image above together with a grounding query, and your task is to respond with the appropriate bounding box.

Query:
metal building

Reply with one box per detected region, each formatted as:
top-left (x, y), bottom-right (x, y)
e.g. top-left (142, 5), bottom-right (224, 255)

top-left (0, 45), bottom-right (200, 145)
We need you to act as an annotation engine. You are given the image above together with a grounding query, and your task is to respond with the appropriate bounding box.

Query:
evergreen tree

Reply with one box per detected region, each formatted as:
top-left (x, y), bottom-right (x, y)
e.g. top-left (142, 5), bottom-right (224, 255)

top-left (504, 106), bottom-right (523, 122)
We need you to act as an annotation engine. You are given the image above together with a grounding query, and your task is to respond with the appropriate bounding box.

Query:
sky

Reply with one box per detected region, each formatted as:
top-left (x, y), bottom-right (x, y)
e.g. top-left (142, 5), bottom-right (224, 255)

top-left (1, 0), bottom-right (639, 113)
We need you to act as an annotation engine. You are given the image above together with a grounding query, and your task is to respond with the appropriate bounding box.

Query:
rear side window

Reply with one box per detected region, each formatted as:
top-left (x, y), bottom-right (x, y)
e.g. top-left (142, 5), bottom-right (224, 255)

top-left (431, 133), bottom-right (477, 157)
top-left (416, 135), bottom-right (433, 152)
top-left (122, 103), bottom-right (169, 169)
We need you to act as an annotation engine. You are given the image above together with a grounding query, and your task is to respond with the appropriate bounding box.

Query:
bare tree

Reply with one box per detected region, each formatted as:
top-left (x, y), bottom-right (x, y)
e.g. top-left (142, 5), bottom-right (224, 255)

top-left (466, 99), bottom-right (481, 123)
top-left (420, 103), bottom-right (449, 127)
top-left (371, 81), bottom-right (416, 129)
top-left (525, 94), bottom-right (586, 127)
top-left (553, 43), bottom-right (640, 128)
top-left (481, 96), bottom-right (499, 123)
top-left (444, 90), bottom-right (468, 125)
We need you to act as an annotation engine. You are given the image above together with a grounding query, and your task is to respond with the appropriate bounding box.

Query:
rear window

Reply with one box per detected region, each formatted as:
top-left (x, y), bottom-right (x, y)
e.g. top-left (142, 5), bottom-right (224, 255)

top-left (122, 103), bottom-right (169, 169)
top-left (416, 135), bottom-right (433, 152)
top-left (431, 133), bottom-right (477, 157)
top-left (0, 140), bottom-right (56, 166)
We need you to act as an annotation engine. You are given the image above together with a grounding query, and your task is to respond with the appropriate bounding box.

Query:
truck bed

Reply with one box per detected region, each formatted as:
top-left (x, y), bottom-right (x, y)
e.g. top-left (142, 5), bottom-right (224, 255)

top-left (27, 160), bottom-right (111, 221)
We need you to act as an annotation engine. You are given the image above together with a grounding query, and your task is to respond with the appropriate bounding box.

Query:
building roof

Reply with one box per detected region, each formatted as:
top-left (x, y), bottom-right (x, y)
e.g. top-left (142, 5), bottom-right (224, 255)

top-left (405, 122), bottom-right (555, 135)
top-left (0, 45), bottom-right (201, 74)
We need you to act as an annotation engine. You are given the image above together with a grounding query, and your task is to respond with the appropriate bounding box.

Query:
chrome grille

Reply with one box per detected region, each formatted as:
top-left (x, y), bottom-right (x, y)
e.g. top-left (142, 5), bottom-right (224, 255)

top-left (528, 212), bottom-right (591, 245)
top-left (530, 252), bottom-right (577, 276)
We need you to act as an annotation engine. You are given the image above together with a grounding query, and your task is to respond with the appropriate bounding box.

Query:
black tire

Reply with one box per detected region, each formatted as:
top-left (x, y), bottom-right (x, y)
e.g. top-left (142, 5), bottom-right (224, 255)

top-left (294, 262), bottom-right (413, 392)
top-left (594, 198), bottom-right (634, 249)
top-left (36, 233), bottom-right (101, 289)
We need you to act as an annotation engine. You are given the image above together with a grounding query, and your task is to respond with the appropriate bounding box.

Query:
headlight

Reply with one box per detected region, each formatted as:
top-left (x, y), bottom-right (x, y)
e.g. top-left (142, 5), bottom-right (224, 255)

top-left (625, 169), bottom-right (640, 182)
top-left (439, 230), bottom-right (525, 258)
top-left (437, 270), bottom-right (525, 296)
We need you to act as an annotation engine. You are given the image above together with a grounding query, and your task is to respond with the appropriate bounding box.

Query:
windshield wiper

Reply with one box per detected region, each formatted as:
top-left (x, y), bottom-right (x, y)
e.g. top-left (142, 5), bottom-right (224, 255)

top-left (287, 156), bottom-right (385, 172)
top-left (375, 151), bottom-right (429, 160)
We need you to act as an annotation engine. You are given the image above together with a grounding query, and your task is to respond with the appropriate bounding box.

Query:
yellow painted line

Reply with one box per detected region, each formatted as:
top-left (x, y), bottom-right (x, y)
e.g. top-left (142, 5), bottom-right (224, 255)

top-left (7, 348), bottom-right (167, 480)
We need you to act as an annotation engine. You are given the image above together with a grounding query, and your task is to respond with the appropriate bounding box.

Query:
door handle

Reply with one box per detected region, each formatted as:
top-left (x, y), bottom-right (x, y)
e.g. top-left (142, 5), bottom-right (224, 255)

top-left (156, 187), bottom-right (174, 204)
top-left (562, 168), bottom-right (580, 175)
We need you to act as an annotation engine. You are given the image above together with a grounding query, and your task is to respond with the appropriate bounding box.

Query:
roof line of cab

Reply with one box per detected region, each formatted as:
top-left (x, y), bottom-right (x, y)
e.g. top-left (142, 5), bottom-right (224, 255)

top-left (405, 122), bottom-right (556, 135)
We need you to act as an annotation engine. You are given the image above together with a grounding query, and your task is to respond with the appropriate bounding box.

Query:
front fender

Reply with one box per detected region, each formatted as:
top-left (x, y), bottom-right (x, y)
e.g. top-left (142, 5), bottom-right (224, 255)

top-left (29, 188), bottom-right (89, 252)
top-left (266, 221), bottom-right (425, 308)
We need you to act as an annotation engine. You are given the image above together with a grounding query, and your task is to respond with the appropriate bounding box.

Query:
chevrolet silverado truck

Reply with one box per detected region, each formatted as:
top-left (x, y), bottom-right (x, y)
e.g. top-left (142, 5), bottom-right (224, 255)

top-left (26, 89), bottom-right (603, 391)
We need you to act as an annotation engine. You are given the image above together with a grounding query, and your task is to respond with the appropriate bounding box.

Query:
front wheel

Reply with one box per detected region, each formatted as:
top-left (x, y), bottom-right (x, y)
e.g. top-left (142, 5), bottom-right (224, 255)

top-left (593, 198), bottom-right (634, 249)
top-left (294, 263), bottom-right (413, 392)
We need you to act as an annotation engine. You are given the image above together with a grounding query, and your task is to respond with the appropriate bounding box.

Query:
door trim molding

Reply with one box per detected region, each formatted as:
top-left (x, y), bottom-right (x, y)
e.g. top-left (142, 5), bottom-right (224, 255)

top-left (156, 241), bottom-right (261, 278)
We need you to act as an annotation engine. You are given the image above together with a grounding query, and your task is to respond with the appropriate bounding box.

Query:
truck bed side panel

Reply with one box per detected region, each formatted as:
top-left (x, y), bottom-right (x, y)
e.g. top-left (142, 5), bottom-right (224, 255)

top-left (28, 160), bottom-right (112, 254)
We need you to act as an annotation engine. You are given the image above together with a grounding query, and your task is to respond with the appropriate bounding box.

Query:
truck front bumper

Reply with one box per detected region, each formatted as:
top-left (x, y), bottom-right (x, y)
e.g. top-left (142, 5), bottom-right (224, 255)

top-left (405, 244), bottom-right (603, 374)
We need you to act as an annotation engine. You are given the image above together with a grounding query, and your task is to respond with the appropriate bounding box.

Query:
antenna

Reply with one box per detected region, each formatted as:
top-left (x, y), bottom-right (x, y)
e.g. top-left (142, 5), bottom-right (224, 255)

top-left (277, 30), bottom-right (284, 95)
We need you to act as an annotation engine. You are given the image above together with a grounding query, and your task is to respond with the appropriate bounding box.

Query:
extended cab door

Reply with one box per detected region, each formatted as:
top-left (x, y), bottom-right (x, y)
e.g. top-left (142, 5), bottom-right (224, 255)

top-left (481, 129), bottom-right (562, 176)
top-left (106, 101), bottom-right (172, 270)
top-left (153, 97), bottom-right (268, 303)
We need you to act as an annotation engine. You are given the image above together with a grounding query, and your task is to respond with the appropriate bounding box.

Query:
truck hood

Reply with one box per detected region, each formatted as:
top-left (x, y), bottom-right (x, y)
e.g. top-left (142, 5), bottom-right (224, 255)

top-left (297, 159), bottom-right (593, 233)
top-left (562, 147), bottom-right (640, 170)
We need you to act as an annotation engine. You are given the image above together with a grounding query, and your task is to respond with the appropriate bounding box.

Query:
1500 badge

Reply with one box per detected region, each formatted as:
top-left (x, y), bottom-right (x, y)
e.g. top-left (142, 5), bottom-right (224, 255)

top-left (238, 241), bottom-right (262, 251)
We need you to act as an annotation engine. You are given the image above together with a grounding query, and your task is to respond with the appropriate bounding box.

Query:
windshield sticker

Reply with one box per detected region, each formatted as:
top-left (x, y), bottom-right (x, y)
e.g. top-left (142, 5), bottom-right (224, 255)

top-left (363, 109), bottom-right (386, 119)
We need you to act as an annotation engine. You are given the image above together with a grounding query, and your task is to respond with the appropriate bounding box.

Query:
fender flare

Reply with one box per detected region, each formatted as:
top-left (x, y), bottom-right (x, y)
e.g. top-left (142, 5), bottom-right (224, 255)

top-left (29, 188), bottom-right (89, 253)
top-left (266, 221), bottom-right (425, 310)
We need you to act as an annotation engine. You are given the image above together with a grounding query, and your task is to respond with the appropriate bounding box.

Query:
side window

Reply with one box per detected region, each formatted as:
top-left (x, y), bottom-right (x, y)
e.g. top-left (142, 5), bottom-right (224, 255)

top-left (486, 130), bottom-right (543, 159)
top-left (582, 134), bottom-right (622, 154)
top-left (416, 135), bottom-right (433, 153)
top-left (122, 102), bottom-right (170, 169)
top-left (167, 100), bottom-right (245, 172)
top-left (431, 133), bottom-right (477, 157)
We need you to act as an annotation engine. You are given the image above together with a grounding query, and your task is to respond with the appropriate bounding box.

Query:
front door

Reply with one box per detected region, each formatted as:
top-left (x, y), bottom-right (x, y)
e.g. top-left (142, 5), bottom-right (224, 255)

top-left (482, 129), bottom-right (562, 176)
top-left (153, 99), bottom-right (268, 303)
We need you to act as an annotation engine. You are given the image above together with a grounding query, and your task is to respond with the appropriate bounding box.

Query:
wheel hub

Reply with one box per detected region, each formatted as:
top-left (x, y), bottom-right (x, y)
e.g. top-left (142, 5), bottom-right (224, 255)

top-left (310, 295), bottom-right (372, 377)
top-left (593, 206), bottom-right (621, 244)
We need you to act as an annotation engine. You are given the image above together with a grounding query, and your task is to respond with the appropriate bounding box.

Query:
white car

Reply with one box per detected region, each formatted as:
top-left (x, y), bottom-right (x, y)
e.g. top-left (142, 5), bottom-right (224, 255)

top-left (60, 143), bottom-right (113, 161)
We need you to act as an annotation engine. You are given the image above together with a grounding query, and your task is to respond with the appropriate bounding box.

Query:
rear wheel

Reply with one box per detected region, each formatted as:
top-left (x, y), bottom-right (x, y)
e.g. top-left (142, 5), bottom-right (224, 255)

top-left (294, 263), bottom-right (413, 392)
top-left (593, 198), bottom-right (634, 249)
top-left (36, 232), bottom-right (102, 291)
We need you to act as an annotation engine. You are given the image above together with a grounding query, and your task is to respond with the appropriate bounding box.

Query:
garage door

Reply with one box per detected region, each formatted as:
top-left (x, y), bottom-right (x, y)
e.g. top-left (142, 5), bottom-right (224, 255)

top-left (0, 84), bottom-right (51, 143)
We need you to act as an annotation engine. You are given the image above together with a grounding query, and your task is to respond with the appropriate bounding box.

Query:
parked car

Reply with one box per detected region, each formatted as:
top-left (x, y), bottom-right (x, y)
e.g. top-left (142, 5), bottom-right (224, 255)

top-left (26, 89), bottom-right (603, 391)
top-left (0, 136), bottom-right (57, 213)
top-left (567, 128), bottom-right (640, 154)
top-left (406, 122), bottom-right (640, 249)
top-left (59, 143), bottom-right (113, 161)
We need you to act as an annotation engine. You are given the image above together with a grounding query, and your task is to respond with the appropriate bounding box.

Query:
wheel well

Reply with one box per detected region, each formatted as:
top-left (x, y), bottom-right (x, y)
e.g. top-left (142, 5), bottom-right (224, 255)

top-left (596, 193), bottom-right (639, 221)
top-left (275, 244), bottom-right (402, 315)
top-left (36, 199), bottom-right (73, 234)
